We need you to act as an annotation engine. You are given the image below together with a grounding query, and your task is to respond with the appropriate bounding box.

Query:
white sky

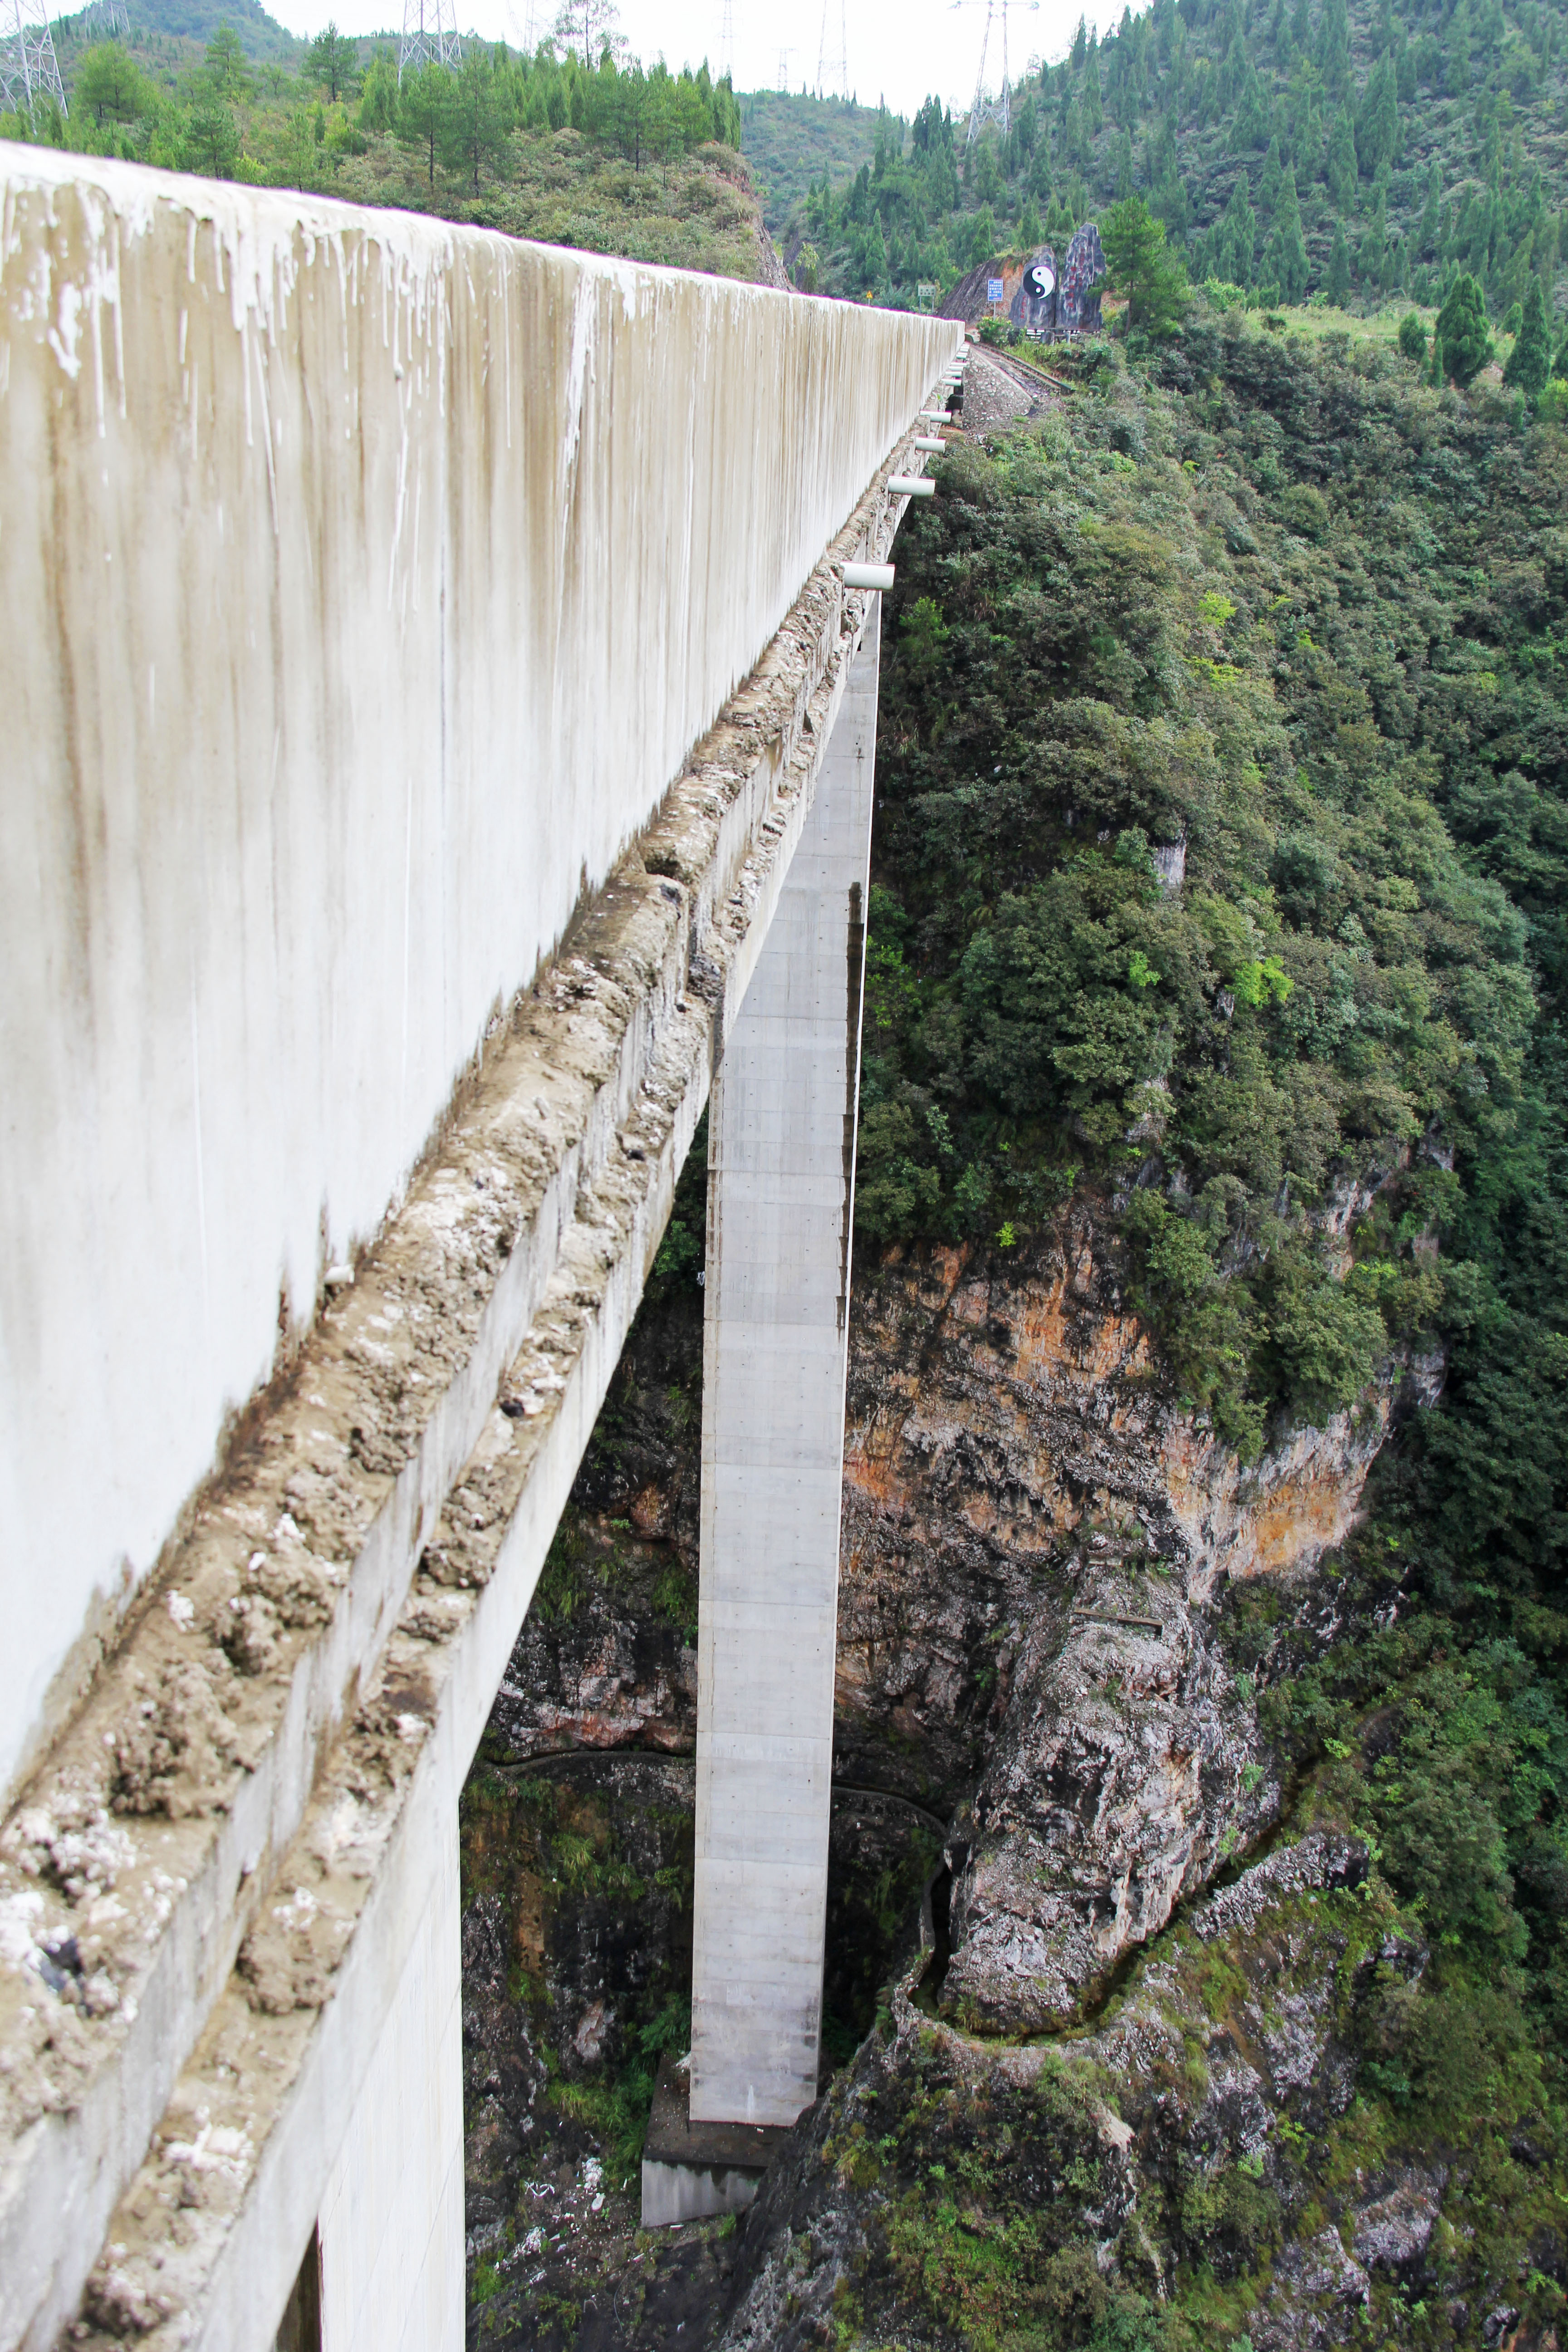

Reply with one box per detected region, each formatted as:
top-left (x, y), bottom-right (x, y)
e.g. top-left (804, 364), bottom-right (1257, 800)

top-left (265, 0), bottom-right (1105, 122)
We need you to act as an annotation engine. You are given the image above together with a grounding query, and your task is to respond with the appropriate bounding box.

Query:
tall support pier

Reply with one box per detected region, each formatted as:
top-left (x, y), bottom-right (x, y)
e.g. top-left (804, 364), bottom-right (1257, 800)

top-left (690, 620), bottom-right (881, 2129)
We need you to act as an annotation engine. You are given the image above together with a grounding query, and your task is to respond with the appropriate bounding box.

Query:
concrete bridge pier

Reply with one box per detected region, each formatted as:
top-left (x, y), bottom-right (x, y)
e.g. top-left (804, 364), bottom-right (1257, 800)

top-left (641, 613), bottom-right (880, 2218)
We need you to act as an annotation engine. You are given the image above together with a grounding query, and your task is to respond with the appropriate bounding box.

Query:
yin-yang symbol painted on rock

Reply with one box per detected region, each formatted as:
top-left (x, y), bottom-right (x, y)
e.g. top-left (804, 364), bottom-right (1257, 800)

top-left (1024, 263), bottom-right (1055, 300)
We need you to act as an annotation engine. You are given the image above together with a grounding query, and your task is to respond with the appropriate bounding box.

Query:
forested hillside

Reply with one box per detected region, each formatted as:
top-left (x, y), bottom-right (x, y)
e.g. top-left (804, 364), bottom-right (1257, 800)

top-left (1, 14), bottom-right (770, 278)
top-left (738, 87), bottom-right (894, 233)
top-left (786, 0), bottom-right (1568, 318)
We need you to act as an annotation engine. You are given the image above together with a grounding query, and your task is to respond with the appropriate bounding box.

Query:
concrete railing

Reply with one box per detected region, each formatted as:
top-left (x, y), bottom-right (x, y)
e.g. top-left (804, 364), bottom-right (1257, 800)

top-left (0, 147), bottom-right (955, 1808)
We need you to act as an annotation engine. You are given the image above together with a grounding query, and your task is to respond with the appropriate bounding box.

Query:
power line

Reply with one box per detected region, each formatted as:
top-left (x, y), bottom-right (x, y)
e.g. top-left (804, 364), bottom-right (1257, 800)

top-left (0, 0), bottom-right (67, 115)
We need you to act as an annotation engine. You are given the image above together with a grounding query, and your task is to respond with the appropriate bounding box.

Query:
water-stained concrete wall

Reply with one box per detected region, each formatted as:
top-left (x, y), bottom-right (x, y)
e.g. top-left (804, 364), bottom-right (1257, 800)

top-left (0, 147), bottom-right (955, 1804)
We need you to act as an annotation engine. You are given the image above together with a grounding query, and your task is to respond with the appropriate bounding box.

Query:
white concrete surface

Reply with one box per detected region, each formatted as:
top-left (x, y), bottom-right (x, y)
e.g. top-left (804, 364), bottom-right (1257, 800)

top-left (18, 479), bottom-right (921, 2352)
top-left (0, 146), bottom-right (955, 1806)
top-left (690, 621), bottom-right (881, 2128)
top-left (317, 1813), bottom-right (463, 2352)
top-left (640, 2158), bottom-right (763, 2227)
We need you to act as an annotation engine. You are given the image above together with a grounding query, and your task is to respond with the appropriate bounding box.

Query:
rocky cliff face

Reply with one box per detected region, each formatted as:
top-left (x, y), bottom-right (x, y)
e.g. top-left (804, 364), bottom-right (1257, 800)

top-left (458, 1199), bottom-right (1460, 2349)
top-left (838, 1209), bottom-right (1404, 2031)
top-left (714, 1828), bottom-right (1465, 2352)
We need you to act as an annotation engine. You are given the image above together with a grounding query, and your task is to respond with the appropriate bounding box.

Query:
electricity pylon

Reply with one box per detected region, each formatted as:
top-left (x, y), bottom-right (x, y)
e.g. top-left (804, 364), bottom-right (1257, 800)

top-left (814, 0), bottom-right (847, 100)
top-left (776, 43), bottom-right (793, 88)
top-left (398, 0), bottom-right (461, 81)
top-left (719, 0), bottom-right (734, 78)
top-left (953, 0), bottom-right (1037, 145)
top-left (0, 0), bottom-right (67, 116)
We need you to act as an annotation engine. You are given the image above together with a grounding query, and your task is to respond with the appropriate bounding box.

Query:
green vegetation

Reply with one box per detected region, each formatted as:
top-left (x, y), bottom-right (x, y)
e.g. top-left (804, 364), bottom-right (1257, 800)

top-left (737, 86), bottom-right (892, 233)
top-left (778, 0), bottom-right (1568, 322)
top-left (6, 12), bottom-right (764, 278)
top-left (460, 1762), bottom-right (694, 2191)
top-left (1103, 191), bottom-right (1192, 330)
top-left (840, 291), bottom-right (1568, 2336)
top-left (860, 307), bottom-right (1564, 1459)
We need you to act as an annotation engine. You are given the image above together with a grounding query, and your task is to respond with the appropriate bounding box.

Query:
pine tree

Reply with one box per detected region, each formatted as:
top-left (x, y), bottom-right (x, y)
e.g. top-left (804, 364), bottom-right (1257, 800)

top-left (1328, 218), bottom-right (1351, 304)
top-left (1447, 0), bottom-right (1471, 93)
top-left (1356, 52), bottom-right (1399, 176)
top-left (1224, 171), bottom-right (1258, 283)
top-left (1417, 163), bottom-right (1441, 260)
top-left (1324, 102), bottom-right (1356, 209)
top-left (1260, 131), bottom-right (1284, 217)
top-left (1504, 274), bottom-right (1552, 394)
top-left (1102, 192), bottom-right (1190, 333)
top-left (1271, 164), bottom-right (1309, 298)
top-left (1434, 270), bottom-right (1493, 384)
top-left (1429, 328), bottom-right (1445, 385)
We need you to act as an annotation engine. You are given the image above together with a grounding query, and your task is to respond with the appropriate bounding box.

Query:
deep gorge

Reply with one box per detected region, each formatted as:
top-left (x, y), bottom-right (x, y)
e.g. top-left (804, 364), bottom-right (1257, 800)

top-left (459, 312), bottom-right (1568, 2352)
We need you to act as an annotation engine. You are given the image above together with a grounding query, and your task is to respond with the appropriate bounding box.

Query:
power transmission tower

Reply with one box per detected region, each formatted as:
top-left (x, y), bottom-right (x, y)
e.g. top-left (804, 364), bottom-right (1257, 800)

top-left (0, 0), bottom-right (67, 115)
top-left (398, 0), bottom-right (461, 81)
top-left (953, 0), bottom-right (1036, 146)
top-left (81, 0), bottom-right (130, 34)
top-left (775, 42), bottom-right (792, 88)
top-left (814, 0), bottom-right (847, 99)
top-left (719, 0), bottom-right (734, 79)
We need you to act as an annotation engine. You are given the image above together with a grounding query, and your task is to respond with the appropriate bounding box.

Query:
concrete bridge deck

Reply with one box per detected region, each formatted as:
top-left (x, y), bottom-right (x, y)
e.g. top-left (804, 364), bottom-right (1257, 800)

top-left (0, 145), bottom-right (956, 2352)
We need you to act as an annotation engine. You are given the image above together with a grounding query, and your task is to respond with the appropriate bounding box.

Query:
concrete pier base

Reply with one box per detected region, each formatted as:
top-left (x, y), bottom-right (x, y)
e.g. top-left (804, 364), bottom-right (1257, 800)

top-left (689, 613), bottom-right (881, 2129)
top-left (639, 2058), bottom-right (789, 2226)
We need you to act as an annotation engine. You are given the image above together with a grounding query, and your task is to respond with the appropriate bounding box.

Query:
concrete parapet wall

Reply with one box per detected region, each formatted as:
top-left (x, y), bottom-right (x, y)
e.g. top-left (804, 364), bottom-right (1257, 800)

top-left (0, 146), bottom-right (955, 1804)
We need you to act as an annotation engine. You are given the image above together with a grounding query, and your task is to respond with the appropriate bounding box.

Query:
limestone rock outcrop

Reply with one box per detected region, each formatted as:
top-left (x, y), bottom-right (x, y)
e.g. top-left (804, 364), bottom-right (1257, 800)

top-left (837, 1211), bottom-right (1405, 2029)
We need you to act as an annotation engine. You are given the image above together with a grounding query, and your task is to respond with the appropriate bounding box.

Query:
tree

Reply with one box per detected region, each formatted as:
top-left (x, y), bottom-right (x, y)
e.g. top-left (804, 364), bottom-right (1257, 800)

top-left (357, 48), bottom-right (397, 132)
top-left (76, 40), bottom-right (145, 125)
top-left (1328, 219), bottom-right (1351, 305)
top-left (1218, 171), bottom-right (1256, 285)
top-left (1398, 309), bottom-right (1427, 363)
top-left (442, 46), bottom-right (509, 188)
top-left (1356, 50), bottom-right (1398, 175)
top-left (1435, 270), bottom-right (1493, 385)
top-left (1266, 163), bottom-right (1308, 299)
top-left (203, 23), bottom-right (251, 100)
top-left (1429, 328), bottom-right (1445, 385)
top-left (1504, 273), bottom-right (1552, 395)
top-left (552, 0), bottom-right (623, 69)
top-left (182, 95), bottom-right (239, 174)
top-left (1102, 192), bottom-right (1189, 334)
top-left (397, 61), bottom-right (453, 186)
top-left (1447, 0), bottom-right (1472, 95)
top-left (306, 22), bottom-right (358, 103)
top-left (1324, 101), bottom-right (1356, 210)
